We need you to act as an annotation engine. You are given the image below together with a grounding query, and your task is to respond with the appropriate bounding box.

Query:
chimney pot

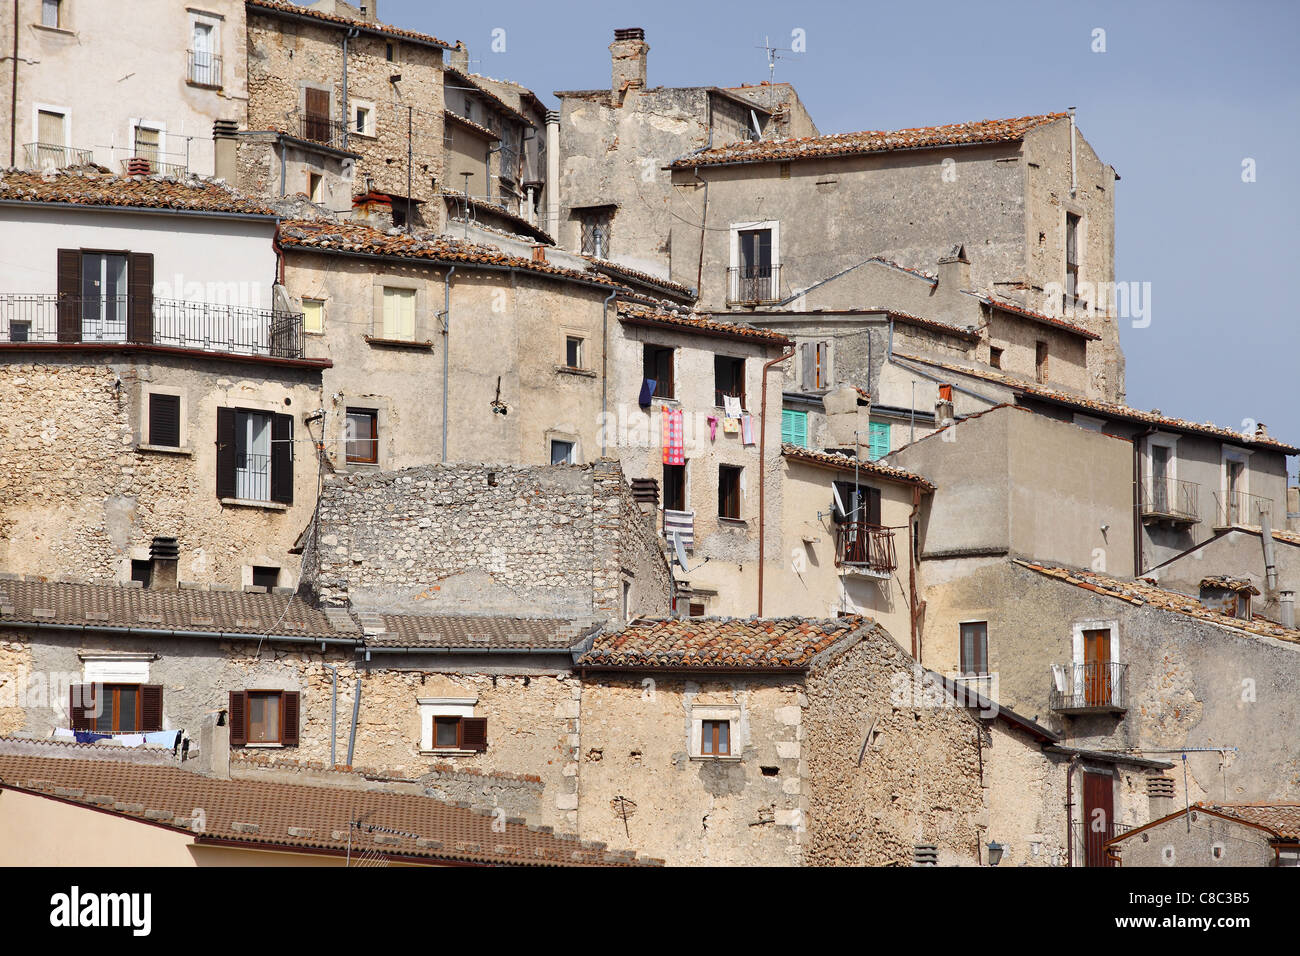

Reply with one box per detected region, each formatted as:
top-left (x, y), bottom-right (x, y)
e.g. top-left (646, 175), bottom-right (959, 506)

top-left (1281, 590), bottom-right (1295, 628)
top-left (609, 29), bottom-right (649, 97)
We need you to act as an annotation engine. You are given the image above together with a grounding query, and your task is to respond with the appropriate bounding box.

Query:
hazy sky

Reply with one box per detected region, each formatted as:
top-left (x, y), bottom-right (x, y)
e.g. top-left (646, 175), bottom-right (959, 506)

top-left (387, 0), bottom-right (1300, 474)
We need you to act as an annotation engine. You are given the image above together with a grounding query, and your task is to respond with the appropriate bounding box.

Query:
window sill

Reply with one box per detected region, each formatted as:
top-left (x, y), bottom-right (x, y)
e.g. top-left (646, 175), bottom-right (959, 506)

top-left (244, 742), bottom-right (285, 749)
top-left (651, 396), bottom-right (680, 407)
top-left (717, 516), bottom-right (748, 527)
top-left (689, 754), bottom-right (742, 763)
top-left (419, 749), bottom-right (480, 757)
top-left (32, 23), bottom-right (76, 36)
top-left (219, 497), bottom-right (288, 512)
top-left (365, 335), bottom-right (434, 351)
top-left (556, 365), bottom-right (597, 378)
top-left (136, 443), bottom-right (194, 457)
top-left (185, 80), bottom-right (223, 91)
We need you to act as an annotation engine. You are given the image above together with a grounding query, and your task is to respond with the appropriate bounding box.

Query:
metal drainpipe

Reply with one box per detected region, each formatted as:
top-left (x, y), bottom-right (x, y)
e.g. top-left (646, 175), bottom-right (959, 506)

top-left (9, 0), bottom-right (18, 167)
top-left (1065, 753), bottom-right (1082, 868)
top-left (342, 27), bottom-right (359, 150)
top-left (346, 677), bottom-right (361, 768)
top-left (325, 664), bottom-right (338, 768)
top-left (278, 132), bottom-right (287, 197)
top-left (601, 290), bottom-right (617, 456)
top-left (1260, 506), bottom-right (1279, 592)
top-left (757, 344), bottom-right (796, 616)
top-left (909, 485), bottom-right (921, 659)
top-left (440, 266), bottom-right (456, 461)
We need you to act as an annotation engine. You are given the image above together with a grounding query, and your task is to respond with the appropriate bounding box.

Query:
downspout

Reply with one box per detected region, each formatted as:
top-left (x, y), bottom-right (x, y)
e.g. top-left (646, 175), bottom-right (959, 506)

top-left (1068, 106), bottom-right (1078, 198)
top-left (601, 290), bottom-right (617, 456)
top-left (9, 0), bottom-right (17, 167)
top-left (757, 343), bottom-right (796, 616)
top-left (440, 266), bottom-right (456, 462)
top-left (341, 27), bottom-right (360, 151)
top-left (325, 664), bottom-right (338, 769)
top-left (278, 132), bottom-right (287, 198)
top-left (1065, 752), bottom-right (1082, 868)
top-left (346, 677), bottom-right (361, 768)
top-left (1260, 506), bottom-right (1279, 592)
top-left (909, 485), bottom-right (921, 659)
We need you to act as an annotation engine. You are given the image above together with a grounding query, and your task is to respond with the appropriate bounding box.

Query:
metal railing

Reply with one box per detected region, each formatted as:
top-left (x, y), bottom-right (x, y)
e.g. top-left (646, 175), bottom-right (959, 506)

top-left (1072, 820), bottom-right (1132, 867)
top-left (0, 294), bottom-right (305, 359)
top-left (727, 264), bottom-right (782, 305)
top-left (1049, 661), bottom-right (1128, 713)
top-left (297, 111), bottom-right (347, 149)
top-left (1214, 491), bottom-right (1273, 528)
top-left (120, 155), bottom-right (189, 178)
top-left (188, 50), bottom-right (223, 87)
top-left (235, 453), bottom-right (272, 502)
top-left (21, 142), bottom-right (94, 171)
top-left (834, 522), bottom-right (896, 575)
top-left (1139, 477), bottom-right (1200, 523)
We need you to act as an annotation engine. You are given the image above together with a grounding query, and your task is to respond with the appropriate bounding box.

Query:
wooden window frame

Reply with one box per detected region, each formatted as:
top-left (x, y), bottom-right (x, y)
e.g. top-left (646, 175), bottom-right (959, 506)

top-left (643, 344), bottom-right (675, 400)
top-left (714, 355), bottom-right (746, 410)
top-left (1035, 340), bottom-right (1049, 384)
top-left (701, 719), bottom-right (731, 757)
top-left (989, 346), bottom-right (1003, 369)
top-left (718, 464), bottom-right (743, 520)
top-left (99, 683), bottom-right (142, 733)
top-left (662, 462), bottom-right (687, 512)
top-left (959, 621), bottom-right (989, 676)
top-left (246, 689), bottom-right (286, 745)
top-left (345, 408), bottom-right (379, 465)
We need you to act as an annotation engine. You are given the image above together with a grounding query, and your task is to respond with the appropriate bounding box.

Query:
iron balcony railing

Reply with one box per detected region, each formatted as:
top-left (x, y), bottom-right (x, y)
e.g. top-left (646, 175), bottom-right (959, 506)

top-left (727, 264), bottom-right (782, 305)
top-left (234, 452), bottom-right (272, 502)
top-left (834, 522), bottom-right (897, 575)
top-left (0, 294), bottom-right (305, 359)
top-left (1049, 661), bottom-right (1128, 714)
top-left (188, 50), bottom-right (223, 88)
top-left (296, 111), bottom-right (348, 149)
top-left (120, 154), bottom-right (189, 178)
top-left (21, 142), bottom-right (94, 171)
top-left (1214, 490), bottom-right (1273, 528)
top-left (1139, 477), bottom-right (1200, 524)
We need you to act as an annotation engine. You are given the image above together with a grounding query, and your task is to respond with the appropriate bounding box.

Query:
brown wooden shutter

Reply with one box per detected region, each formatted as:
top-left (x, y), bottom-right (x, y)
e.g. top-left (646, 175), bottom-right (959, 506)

top-left (216, 407), bottom-right (237, 499)
top-left (56, 249), bottom-right (81, 342)
top-left (149, 393), bottom-right (181, 447)
top-left (281, 691), bottom-right (300, 747)
top-left (140, 685), bottom-right (163, 732)
top-left (460, 717), bottom-right (487, 752)
top-left (270, 412), bottom-right (294, 505)
top-left (228, 691), bottom-right (247, 746)
top-left (69, 683), bottom-right (95, 731)
top-left (127, 252), bottom-right (154, 343)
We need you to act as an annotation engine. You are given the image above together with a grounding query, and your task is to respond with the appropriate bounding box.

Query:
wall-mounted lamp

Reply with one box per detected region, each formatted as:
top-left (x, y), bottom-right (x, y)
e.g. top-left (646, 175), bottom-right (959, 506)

top-left (987, 841), bottom-right (1005, 866)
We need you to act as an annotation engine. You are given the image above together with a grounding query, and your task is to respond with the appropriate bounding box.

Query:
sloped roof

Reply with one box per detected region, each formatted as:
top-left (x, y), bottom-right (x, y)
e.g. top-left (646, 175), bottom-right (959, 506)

top-left (444, 68), bottom-right (533, 126)
top-left (672, 113), bottom-right (1066, 169)
top-left (0, 753), bottom-right (655, 865)
top-left (361, 615), bottom-right (586, 649)
top-left (578, 616), bottom-right (871, 670)
top-left (583, 257), bottom-right (696, 300)
top-left (246, 0), bottom-right (451, 49)
top-left (978, 295), bottom-right (1103, 341)
top-left (1205, 803), bottom-right (1300, 840)
top-left (0, 170), bottom-right (276, 217)
top-left (781, 444), bottom-right (935, 490)
top-left (617, 302), bottom-right (790, 346)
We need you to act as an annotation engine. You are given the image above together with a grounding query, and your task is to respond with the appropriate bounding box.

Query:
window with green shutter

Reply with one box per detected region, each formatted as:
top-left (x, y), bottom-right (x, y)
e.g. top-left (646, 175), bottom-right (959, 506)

top-left (868, 421), bottom-right (891, 461)
top-left (782, 409), bottom-right (808, 448)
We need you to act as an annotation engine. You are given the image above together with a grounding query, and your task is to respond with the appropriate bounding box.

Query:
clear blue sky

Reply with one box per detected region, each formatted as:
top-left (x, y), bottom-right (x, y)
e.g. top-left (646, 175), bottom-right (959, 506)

top-left (388, 0), bottom-right (1300, 472)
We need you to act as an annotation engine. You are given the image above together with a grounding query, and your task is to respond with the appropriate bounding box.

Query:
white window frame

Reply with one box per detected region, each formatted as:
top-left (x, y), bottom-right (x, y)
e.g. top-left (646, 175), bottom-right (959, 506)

top-left (80, 653), bottom-right (153, 685)
top-left (189, 12), bottom-right (222, 54)
top-left (418, 698), bottom-right (478, 754)
top-left (352, 98), bottom-right (377, 137)
top-left (562, 330), bottom-right (586, 370)
top-left (1072, 413), bottom-right (1107, 432)
top-left (140, 385), bottom-right (189, 452)
top-left (1070, 619), bottom-right (1119, 698)
top-left (1221, 446), bottom-right (1253, 500)
top-left (1144, 432), bottom-right (1180, 484)
top-left (728, 219), bottom-right (780, 302)
top-left (31, 102), bottom-right (70, 151)
top-left (690, 704), bottom-right (742, 761)
top-left (129, 118), bottom-right (167, 162)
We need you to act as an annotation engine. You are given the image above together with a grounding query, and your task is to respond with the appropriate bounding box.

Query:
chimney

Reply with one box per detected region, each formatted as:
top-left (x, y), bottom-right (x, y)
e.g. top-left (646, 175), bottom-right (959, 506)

top-left (610, 28), bottom-right (648, 98)
top-left (1147, 775), bottom-right (1175, 818)
top-left (448, 41), bottom-right (469, 73)
top-left (148, 536), bottom-right (180, 589)
top-left (1281, 590), bottom-right (1295, 628)
top-left (531, 243), bottom-right (547, 263)
top-left (356, 0), bottom-right (377, 22)
top-left (935, 383), bottom-right (955, 426)
top-left (197, 710), bottom-right (230, 779)
top-left (213, 119), bottom-right (239, 185)
top-left (1255, 422), bottom-right (1269, 440)
top-left (937, 244), bottom-right (970, 292)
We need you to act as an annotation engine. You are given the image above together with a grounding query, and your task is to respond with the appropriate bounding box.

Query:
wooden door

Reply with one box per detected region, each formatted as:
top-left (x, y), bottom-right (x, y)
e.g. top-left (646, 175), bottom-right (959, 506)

top-left (1083, 628), bottom-right (1111, 706)
top-left (1083, 771), bottom-right (1115, 867)
top-left (304, 88), bottom-right (331, 142)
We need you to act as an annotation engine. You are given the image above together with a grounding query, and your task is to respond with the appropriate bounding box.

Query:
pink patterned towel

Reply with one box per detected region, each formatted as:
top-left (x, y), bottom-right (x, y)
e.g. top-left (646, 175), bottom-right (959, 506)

top-left (662, 408), bottom-right (685, 464)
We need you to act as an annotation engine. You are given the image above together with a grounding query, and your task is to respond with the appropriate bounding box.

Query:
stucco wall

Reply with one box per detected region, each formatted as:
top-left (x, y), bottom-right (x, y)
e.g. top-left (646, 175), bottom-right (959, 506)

top-left (1110, 809), bottom-right (1278, 867)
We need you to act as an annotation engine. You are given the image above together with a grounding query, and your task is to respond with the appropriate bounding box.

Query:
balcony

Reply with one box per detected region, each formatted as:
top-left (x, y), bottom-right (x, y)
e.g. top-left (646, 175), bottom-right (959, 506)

top-left (21, 142), bottom-right (94, 171)
top-left (727, 265), bottom-right (782, 306)
top-left (1049, 661), bottom-right (1128, 715)
top-left (296, 111), bottom-right (348, 150)
top-left (1214, 491), bottom-right (1273, 529)
top-left (188, 50), bottom-right (223, 88)
top-left (1139, 477), bottom-right (1200, 526)
top-left (834, 522), bottom-right (896, 577)
top-left (120, 153), bottom-right (189, 178)
top-left (0, 294), bottom-right (305, 360)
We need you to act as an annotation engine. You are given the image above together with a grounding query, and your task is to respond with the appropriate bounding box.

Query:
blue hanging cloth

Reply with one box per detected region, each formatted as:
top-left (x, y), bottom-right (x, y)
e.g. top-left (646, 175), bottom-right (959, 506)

top-left (639, 378), bottom-right (657, 407)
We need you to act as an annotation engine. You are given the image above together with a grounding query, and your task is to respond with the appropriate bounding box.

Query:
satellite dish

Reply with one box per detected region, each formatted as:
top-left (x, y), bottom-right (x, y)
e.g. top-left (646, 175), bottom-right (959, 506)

top-left (831, 484), bottom-right (846, 519)
top-left (672, 532), bottom-right (689, 571)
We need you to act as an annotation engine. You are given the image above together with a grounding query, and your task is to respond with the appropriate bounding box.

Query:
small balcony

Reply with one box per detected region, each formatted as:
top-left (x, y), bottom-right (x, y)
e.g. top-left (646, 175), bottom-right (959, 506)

top-left (1214, 491), bottom-right (1273, 529)
top-left (1049, 661), bottom-right (1128, 715)
top-left (296, 111), bottom-right (348, 150)
top-left (21, 142), bottom-right (94, 171)
top-left (120, 153), bottom-right (189, 178)
top-left (727, 264), bottom-right (782, 306)
top-left (188, 50), bottom-right (223, 88)
top-left (0, 294), bottom-right (305, 360)
top-left (834, 522), bottom-right (896, 577)
top-left (1139, 477), bottom-right (1200, 526)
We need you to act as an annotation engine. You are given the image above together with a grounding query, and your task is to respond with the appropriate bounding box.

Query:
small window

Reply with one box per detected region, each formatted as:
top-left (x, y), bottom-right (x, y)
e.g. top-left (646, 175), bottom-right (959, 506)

top-left (781, 408), bottom-right (808, 447)
top-left (130, 559), bottom-right (153, 588)
top-left (70, 683), bottom-right (163, 734)
top-left (550, 439), bottom-right (576, 465)
top-left (307, 172), bottom-right (324, 203)
top-left (228, 690), bottom-right (299, 747)
top-left (565, 335), bottom-right (584, 369)
top-left (576, 206), bottom-right (614, 257)
top-left (688, 601), bottom-right (706, 618)
top-left (714, 355), bottom-right (746, 409)
top-left (960, 622), bottom-right (989, 676)
top-left (41, 0), bottom-right (61, 28)
top-left (133, 125), bottom-right (162, 165)
top-left (1065, 212), bottom-right (1081, 300)
top-left (701, 719), bottom-right (730, 756)
top-left (345, 409), bottom-right (378, 464)
top-left (148, 393), bottom-right (181, 448)
top-left (718, 465), bottom-right (742, 520)
top-left (252, 566), bottom-right (280, 590)
top-left (663, 462), bottom-right (686, 512)
top-left (247, 691), bottom-right (282, 743)
top-left (800, 341), bottom-right (831, 390)
top-left (464, 97), bottom-right (474, 121)
top-left (989, 346), bottom-right (1003, 369)
top-left (431, 715), bottom-right (488, 752)
top-left (355, 105), bottom-right (374, 136)
top-left (302, 298), bottom-right (324, 334)
top-left (1036, 341), bottom-right (1049, 383)
top-left (385, 42), bottom-right (395, 61)
top-left (643, 345), bottom-right (675, 400)
top-left (867, 421), bottom-right (891, 462)
top-left (381, 287), bottom-right (416, 340)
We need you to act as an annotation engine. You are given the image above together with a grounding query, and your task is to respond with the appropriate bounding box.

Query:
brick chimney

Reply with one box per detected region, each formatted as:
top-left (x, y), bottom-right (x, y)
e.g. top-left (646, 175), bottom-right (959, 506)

top-left (610, 28), bottom-right (648, 98)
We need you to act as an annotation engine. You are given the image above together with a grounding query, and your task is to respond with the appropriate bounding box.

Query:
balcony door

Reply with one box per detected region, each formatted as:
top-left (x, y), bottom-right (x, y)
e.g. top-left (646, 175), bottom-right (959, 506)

top-left (80, 253), bottom-right (128, 341)
top-left (1083, 627), bottom-right (1112, 707)
top-left (1150, 444), bottom-right (1169, 513)
top-left (738, 228), bottom-right (773, 300)
top-left (234, 410), bottom-right (273, 502)
top-left (1082, 771), bottom-right (1115, 867)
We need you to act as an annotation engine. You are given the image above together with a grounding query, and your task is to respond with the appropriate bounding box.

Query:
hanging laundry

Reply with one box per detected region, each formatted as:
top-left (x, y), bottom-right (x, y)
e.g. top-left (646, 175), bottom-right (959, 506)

top-left (639, 378), bottom-right (657, 407)
top-left (722, 417), bottom-right (740, 435)
top-left (707, 415), bottom-right (719, 441)
top-left (662, 408), bottom-right (684, 465)
top-left (73, 731), bottom-right (109, 744)
top-left (741, 414), bottom-right (755, 445)
top-left (723, 395), bottom-right (742, 419)
top-left (118, 734), bottom-right (146, 748)
top-left (144, 730), bottom-right (179, 747)
top-left (52, 728), bottom-right (76, 740)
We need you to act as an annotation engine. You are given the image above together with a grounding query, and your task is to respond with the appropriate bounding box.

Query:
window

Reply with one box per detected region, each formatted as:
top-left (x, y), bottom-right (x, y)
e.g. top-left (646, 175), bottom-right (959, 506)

top-left (430, 716), bottom-right (488, 752)
top-left (307, 172), bottom-right (323, 203)
top-left (714, 355), bottom-right (746, 409)
top-left (959, 622), bottom-right (988, 676)
top-left (781, 408), bottom-right (808, 448)
top-left (643, 344), bottom-right (675, 400)
top-left (354, 102), bottom-right (375, 137)
top-left (867, 421), bottom-right (890, 462)
top-left (800, 341), bottom-right (831, 390)
top-left (550, 439), bottom-right (576, 465)
top-left (36, 108), bottom-right (67, 164)
top-left (718, 465), bottom-right (742, 520)
top-left (228, 690), bottom-right (300, 747)
top-left (133, 124), bottom-right (161, 165)
top-left (302, 298), bottom-right (324, 334)
top-left (346, 409), bottom-right (378, 464)
top-left (148, 393), bottom-right (181, 448)
top-left (833, 481), bottom-right (881, 525)
top-left (662, 462), bottom-right (687, 512)
top-left (565, 335), bottom-right (584, 369)
top-left (464, 96), bottom-right (474, 121)
top-left (385, 42), bottom-right (395, 61)
top-left (69, 683), bottom-right (163, 734)
top-left (576, 206), bottom-right (615, 257)
top-left (734, 227), bottom-right (775, 301)
top-left (80, 252), bottom-right (128, 340)
top-left (1035, 340), bottom-right (1049, 383)
top-left (1065, 212), bottom-right (1081, 301)
top-left (701, 719), bottom-right (730, 756)
top-left (689, 601), bottom-right (706, 617)
top-left (216, 407), bottom-right (293, 505)
top-left (251, 566), bottom-right (280, 590)
top-left (130, 559), bottom-right (152, 588)
top-left (189, 20), bottom-right (220, 86)
top-left (989, 346), bottom-right (1003, 369)
top-left (41, 0), bottom-right (61, 28)
top-left (381, 286), bottom-right (416, 340)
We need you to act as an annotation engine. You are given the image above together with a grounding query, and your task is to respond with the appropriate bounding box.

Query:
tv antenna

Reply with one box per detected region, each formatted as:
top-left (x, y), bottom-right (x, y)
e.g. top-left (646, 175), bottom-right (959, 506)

top-left (756, 35), bottom-right (794, 83)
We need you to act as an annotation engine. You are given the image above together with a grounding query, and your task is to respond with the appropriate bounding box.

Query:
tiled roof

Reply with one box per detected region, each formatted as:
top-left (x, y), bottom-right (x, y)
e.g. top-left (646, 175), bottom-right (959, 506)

top-left (617, 302), bottom-right (791, 346)
top-left (672, 113), bottom-right (1066, 169)
top-left (1202, 803), bottom-right (1300, 840)
top-left (362, 615), bottom-right (586, 649)
top-left (781, 444), bottom-right (936, 490)
top-left (442, 191), bottom-right (555, 245)
top-left (1014, 562), bottom-right (1300, 646)
top-left (0, 753), bottom-right (654, 865)
top-left (583, 257), bottom-right (696, 300)
top-left (443, 110), bottom-right (500, 141)
top-left (0, 170), bottom-right (276, 217)
top-left (878, 308), bottom-right (980, 342)
top-left (578, 616), bottom-right (871, 670)
top-left (0, 576), bottom-right (341, 639)
top-left (893, 352), bottom-right (1300, 453)
top-left (444, 68), bottom-right (533, 126)
top-left (246, 0), bottom-right (451, 48)
top-left (1199, 576), bottom-right (1260, 595)
top-left (980, 295), bottom-right (1102, 341)
top-left (279, 220), bottom-right (627, 290)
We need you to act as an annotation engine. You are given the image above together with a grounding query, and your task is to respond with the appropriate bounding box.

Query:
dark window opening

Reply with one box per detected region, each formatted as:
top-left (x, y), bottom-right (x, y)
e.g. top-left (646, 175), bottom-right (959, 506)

top-left (960, 622), bottom-right (989, 676)
top-left (576, 206), bottom-right (614, 257)
top-left (989, 346), bottom-right (1003, 370)
top-left (663, 462), bottom-right (686, 512)
top-left (833, 481), bottom-right (881, 526)
top-left (761, 766), bottom-right (779, 777)
top-left (718, 465), bottom-right (742, 520)
top-left (148, 393), bottom-right (181, 448)
top-left (643, 344), bottom-right (675, 400)
top-left (565, 335), bottom-right (583, 369)
top-left (714, 355), bottom-right (745, 409)
top-left (1035, 341), bottom-right (1049, 383)
top-left (688, 602), bottom-right (706, 618)
top-left (252, 566), bottom-right (280, 591)
top-left (1065, 212), bottom-right (1081, 301)
top-left (432, 715), bottom-right (488, 752)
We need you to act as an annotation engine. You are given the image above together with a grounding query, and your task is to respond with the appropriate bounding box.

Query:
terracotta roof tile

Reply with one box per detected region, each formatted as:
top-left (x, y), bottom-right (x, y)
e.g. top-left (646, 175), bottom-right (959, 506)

top-left (1200, 802), bottom-right (1300, 840)
top-left (246, 0), bottom-right (451, 48)
top-left (442, 110), bottom-right (499, 141)
top-left (781, 444), bottom-right (935, 490)
top-left (0, 753), bottom-right (651, 865)
top-left (363, 615), bottom-right (586, 649)
top-left (578, 616), bottom-right (871, 670)
top-left (0, 170), bottom-right (275, 216)
top-left (444, 69), bottom-right (532, 126)
top-left (981, 295), bottom-right (1102, 340)
top-left (672, 113), bottom-right (1066, 169)
top-left (617, 302), bottom-right (791, 346)
top-left (583, 257), bottom-right (696, 300)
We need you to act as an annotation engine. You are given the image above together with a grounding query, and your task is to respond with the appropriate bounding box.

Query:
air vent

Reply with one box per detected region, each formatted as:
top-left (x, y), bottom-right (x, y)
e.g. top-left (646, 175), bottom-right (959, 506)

top-left (149, 537), bottom-right (180, 561)
top-left (913, 844), bottom-right (938, 866)
top-left (614, 28), bottom-right (645, 40)
top-left (1147, 775), bottom-right (1175, 798)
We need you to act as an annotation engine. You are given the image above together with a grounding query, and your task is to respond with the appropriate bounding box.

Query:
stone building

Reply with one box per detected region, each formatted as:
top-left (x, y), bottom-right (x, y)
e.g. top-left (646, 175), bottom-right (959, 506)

top-left (1106, 803), bottom-right (1300, 867)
